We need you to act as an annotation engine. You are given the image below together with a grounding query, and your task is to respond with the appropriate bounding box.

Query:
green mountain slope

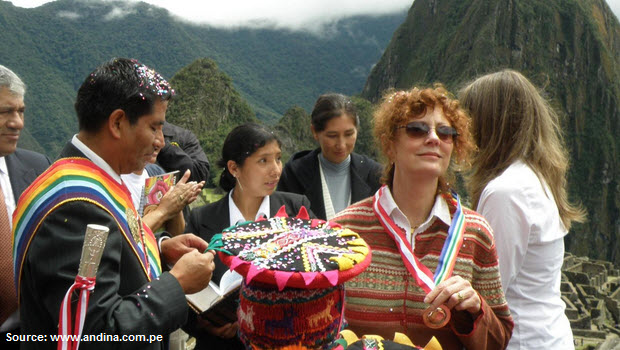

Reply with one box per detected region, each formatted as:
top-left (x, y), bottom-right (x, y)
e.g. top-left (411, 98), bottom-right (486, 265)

top-left (0, 0), bottom-right (405, 157)
top-left (363, 0), bottom-right (620, 264)
top-left (166, 58), bottom-right (257, 186)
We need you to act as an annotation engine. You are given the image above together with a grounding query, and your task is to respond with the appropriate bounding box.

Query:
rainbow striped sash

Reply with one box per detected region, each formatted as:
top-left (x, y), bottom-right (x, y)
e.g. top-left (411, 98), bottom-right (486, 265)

top-left (12, 158), bottom-right (161, 296)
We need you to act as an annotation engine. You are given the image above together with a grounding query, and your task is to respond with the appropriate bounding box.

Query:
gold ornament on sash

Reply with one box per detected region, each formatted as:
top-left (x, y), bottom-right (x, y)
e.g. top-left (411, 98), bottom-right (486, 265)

top-left (126, 208), bottom-right (140, 243)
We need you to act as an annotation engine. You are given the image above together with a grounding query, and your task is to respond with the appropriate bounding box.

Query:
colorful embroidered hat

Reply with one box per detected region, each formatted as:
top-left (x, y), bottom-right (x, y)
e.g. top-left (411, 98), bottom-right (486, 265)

top-left (209, 206), bottom-right (372, 349)
top-left (332, 331), bottom-right (442, 350)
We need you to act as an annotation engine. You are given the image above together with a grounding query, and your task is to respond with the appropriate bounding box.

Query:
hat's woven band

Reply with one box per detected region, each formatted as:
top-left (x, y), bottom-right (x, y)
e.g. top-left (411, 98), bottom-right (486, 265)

top-left (239, 281), bottom-right (344, 349)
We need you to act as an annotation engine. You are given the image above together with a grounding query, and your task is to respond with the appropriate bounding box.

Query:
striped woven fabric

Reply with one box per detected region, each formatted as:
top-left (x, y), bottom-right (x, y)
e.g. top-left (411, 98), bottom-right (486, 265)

top-left (12, 158), bottom-right (161, 296)
top-left (238, 283), bottom-right (343, 349)
top-left (333, 197), bottom-right (512, 349)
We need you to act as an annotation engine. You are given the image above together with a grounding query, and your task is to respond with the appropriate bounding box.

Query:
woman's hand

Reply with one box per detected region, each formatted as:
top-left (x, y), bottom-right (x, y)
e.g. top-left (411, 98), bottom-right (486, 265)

top-left (424, 275), bottom-right (482, 317)
top-left (196, 317), bottom-right (239, 339)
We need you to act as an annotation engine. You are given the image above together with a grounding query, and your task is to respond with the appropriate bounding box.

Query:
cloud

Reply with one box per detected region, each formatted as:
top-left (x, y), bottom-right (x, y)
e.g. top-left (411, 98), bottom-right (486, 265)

top-left (609, 1), bottom-right (620, 20)
top-left (56, 10), bottom-right (80, 19)
top-left (9, 0), bottom-right (413, 31)
top-left (9, 0), bottom-right (620, 30)
top-left (148, 0), bottom-right (412, 30)
top-left (102, 4), bottom-right (135, 21)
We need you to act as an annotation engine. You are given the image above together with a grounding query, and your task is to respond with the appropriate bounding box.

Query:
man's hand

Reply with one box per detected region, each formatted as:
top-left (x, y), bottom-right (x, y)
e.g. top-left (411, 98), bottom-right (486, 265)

top-left (169, 250), bottom-right (215, 294)
top-left (196, 318), bottom-right (239, 339)
top-left (161, 233), bottom-right (209, 265)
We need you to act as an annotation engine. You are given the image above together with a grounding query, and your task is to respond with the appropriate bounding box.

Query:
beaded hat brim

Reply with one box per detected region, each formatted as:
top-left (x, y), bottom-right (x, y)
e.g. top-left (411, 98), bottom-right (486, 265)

top-left (214, 206), bottom-right (372, 290)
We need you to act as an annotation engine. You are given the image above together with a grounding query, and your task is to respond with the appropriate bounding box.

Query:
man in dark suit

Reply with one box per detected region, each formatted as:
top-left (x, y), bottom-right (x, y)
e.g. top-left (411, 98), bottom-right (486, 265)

top-left (13, 58), bottom-right (215, 349)
top-left (157, 121), bottom-right (210, 183)
top-left (0, 65), bottom-right (51, 341)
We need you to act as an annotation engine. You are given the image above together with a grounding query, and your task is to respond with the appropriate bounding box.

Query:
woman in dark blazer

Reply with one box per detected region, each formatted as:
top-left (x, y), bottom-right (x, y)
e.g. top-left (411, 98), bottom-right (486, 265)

top-left (278, 93), bottom-right (382, 220)
top-left (185, 122), bottom-right (312, 350)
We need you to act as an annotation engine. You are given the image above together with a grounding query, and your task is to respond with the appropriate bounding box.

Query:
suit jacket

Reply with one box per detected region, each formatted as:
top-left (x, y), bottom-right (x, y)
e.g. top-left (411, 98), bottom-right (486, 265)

top-left (156, 121), bottom-right (210, 183)
top-left (277, 148), bottom-right (383, 220)
top-left (6, 148), bottom-right (51, 202)
top-left (1, 148), bottom-right (50, 331)
top-left (19, 142), bottom-right (188, 350)
top-left (184, 191), bottom-right (312, 350)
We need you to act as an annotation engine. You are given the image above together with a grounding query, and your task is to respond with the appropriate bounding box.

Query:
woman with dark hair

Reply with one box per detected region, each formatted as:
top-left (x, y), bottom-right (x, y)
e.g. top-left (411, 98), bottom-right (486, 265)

top-left (460, 70), bottom-right (585, 349)
top-left (185, 122), bottom-right (312, 349)
top-left (278, 93), bottom-right (382, 220)
top-left (333, 86), bottom-right (513, 349)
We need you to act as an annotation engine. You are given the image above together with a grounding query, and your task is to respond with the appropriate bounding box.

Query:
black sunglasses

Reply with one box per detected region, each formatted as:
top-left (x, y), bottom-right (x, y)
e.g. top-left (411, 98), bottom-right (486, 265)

top-left (396, 121), bottom-right (458, 143)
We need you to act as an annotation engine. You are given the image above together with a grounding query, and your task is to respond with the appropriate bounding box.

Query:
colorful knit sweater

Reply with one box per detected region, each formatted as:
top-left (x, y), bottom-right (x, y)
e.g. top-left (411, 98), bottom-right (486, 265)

top-left (333, 197), bottom-right (513, 350)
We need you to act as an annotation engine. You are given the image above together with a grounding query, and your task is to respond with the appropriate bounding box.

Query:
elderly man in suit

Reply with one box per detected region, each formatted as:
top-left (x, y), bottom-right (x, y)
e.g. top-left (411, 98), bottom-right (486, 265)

top-left (0, 65), bottom-right (51, 341)
top-left (13, 58), bottom-right (215, 349)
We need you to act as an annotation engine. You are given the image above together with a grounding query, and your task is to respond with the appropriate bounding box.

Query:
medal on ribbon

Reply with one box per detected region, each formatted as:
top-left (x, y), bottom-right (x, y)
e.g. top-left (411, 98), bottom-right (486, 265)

top-left (372, 185), bottom-right (466, 329)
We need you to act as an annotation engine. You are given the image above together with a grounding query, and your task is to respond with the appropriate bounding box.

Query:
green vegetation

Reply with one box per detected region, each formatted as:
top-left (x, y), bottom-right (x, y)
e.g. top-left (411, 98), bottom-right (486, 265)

top-left (166, 58), bottom-right (258, 186)
top-left (363, 0), bottom-right (620, 264)
top-left (2, 0), bottom-right (617, 264)
top-left (190, 188), bottom-right (225, 209)
top-left (0, 0), bottom-right (405, 157)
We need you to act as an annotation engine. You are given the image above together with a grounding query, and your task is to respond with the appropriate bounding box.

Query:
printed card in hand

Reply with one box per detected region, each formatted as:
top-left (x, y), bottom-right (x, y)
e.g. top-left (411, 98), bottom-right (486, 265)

top-left (186, 270), bottom-right (243, 327)
top-left (138, 170), bottom-right (179, 216)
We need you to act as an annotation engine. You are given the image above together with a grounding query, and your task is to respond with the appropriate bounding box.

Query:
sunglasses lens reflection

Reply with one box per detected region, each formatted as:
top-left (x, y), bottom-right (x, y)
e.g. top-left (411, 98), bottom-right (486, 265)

top-left (404, 122), bottom-right (456, 143)
top-left (405, 123), bottom-right (429, 138)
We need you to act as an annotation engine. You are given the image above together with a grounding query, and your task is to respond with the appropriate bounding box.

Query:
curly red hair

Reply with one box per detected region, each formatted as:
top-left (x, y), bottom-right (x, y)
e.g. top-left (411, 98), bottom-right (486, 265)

top-left (373, 84), bottom-right (476, 190)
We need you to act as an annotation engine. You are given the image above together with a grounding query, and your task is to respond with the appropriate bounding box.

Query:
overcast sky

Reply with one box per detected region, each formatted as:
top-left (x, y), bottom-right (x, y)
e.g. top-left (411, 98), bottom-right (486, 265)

top-left (6, 0), bottom-right (412, 30)
top-left (8, 0), bottom-right (619, 30)
top-left (6, 0), bottom-right (620, 30)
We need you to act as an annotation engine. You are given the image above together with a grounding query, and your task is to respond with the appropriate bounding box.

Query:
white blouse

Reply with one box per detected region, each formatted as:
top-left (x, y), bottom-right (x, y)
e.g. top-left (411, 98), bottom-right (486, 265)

top-left (478, 160), bottom-right (573, 349)
top-left (227, 189), bottom-right (270, 226)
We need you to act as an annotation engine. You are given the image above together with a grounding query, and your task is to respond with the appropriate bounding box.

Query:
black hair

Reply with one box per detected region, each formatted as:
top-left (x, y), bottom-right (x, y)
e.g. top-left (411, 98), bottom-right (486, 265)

top-left (74, 57), bottom-right (174, 133)
top-left (218, 122), bottom-right (281, 191)
top-left (310, 93), bottom-right (359, 132)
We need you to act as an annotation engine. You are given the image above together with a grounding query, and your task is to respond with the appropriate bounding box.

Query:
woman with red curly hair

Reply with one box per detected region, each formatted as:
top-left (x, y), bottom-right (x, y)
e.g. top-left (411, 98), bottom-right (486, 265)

top-left (333, 85), bottom-right (513, 349)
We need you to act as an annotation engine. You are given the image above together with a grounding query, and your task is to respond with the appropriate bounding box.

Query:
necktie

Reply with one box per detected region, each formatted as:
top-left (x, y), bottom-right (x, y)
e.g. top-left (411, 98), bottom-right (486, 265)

top-left (0, 183), bottom-right (17, 324)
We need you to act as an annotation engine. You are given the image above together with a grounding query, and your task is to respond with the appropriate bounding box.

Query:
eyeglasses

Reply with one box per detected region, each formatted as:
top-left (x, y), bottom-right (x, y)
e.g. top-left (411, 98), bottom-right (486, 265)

top-left (396, 121), bottom-right (458, 143)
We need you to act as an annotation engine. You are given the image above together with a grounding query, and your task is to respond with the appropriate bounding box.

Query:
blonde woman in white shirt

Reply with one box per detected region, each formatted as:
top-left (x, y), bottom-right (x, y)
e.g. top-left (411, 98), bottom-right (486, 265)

top-left (460, 69), bottom-right (586, 350)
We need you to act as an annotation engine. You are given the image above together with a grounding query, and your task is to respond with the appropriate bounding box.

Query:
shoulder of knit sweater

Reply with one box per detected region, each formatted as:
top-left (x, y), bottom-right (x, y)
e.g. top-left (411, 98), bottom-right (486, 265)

top-left (333, 197), bottom-right (374, 219)
top-left (461, 206), bottom-right (496, 250)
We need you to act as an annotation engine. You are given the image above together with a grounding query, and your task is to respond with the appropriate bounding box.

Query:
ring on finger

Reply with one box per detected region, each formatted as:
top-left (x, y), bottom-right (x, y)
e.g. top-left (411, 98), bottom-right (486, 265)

top-left (457, 291), bottom-right (464, 302)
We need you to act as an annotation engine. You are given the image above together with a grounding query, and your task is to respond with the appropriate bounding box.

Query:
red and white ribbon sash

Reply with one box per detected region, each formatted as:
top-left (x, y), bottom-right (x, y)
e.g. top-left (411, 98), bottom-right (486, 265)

top-left (372, 185), bottom-right (465, 294)
top-left (57, 276), bottom-right (96, 350)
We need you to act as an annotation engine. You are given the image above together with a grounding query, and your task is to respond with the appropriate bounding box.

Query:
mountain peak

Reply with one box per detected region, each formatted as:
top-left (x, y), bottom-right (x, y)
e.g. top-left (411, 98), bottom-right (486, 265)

top-left (362, 0), bottom-right (620, 264)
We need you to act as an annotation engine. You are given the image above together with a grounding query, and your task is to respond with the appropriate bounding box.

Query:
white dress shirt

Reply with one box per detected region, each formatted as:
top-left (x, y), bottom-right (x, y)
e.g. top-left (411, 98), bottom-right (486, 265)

top-left (376, 186), bottom-right (451, 247)
top-left (228, 189), bottom-right (270, 226)
top-left (0, 157), bottom-right (15, 228)
top-left (121, 170), bottom-right (149, 211)
top-left (478, 160), bottom-right (573, 349)
top-left (71, 134), bottom-right (122, 184)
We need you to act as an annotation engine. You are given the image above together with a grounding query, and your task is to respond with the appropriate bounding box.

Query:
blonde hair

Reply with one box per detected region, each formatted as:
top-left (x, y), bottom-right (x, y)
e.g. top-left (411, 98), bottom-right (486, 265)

top-left (459, 70), bottom-right (586, 230)
top-left (373, 85), bottom-right (476, 192)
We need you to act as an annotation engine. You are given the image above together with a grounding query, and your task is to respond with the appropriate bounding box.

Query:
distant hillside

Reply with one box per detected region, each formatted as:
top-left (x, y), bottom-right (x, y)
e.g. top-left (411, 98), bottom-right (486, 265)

top-left (167, 58), bottom-right (381, 185)
top-left (165, 58), bottom-right (257, 186)
top-left (363, 0), bottom-right (620, 264)
top-left (0, 0), bottom-right (406, 157)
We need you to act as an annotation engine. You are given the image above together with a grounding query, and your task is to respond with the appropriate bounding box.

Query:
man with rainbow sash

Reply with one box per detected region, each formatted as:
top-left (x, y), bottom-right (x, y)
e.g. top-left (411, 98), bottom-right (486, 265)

top-left (12, 58), bottom-right (215, 349)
